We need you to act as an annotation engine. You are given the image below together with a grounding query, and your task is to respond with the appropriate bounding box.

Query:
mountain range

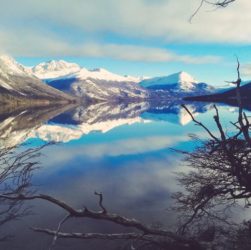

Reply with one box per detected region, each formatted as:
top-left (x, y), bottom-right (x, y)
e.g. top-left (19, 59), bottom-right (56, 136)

top-left (25, 59), bottom-right (216, 102)
top-left (0, 54), bottom-right (243, 106)
top-left (25, 60), bottom-right (148, 101)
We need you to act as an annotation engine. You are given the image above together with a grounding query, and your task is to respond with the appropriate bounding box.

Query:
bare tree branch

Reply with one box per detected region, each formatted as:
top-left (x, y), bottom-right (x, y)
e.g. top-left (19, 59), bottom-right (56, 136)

top-left (94, 191), bottom-right (107, 214)
top-left (0, 192), bottom-right (199, 248)
top-left (32, 228), bottom-right (148, 240)
top-left (182, 104), bottom-right (219, 142)
top-left (49, 214), bottom-right (71, 250)
top-left (190, 0), bottom-right (236, 21)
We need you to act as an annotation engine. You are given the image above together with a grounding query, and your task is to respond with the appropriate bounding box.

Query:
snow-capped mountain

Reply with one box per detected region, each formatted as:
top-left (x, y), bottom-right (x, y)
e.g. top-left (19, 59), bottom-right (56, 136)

top-left (28, 60), bottom-right (148, 101)
top-left (26, 60), bottom-right (81, 79)
top-left (68, 78), bottom-right (148, 101)
top-left (0, 55), bottom-right (74, 104)
top-left (140, 71), bottom-right (214, 95)
top-left (24, 60), bottom-right (217, 101)
top-left (28, 60), bottom-right (143, 82)
top-left (68, 67), bottom-right (142, 83)
top-left (140, 71), bottom-right (197, 89)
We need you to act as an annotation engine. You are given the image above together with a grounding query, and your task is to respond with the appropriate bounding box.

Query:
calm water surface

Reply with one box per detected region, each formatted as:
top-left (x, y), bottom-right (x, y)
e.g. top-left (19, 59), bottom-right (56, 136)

top-left (0, 101), bottom-right (249, 250)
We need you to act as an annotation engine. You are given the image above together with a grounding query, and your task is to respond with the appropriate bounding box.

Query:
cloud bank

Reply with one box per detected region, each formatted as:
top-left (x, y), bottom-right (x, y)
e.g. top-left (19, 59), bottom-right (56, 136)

top-left (0, 0), bottom-right (249, 61)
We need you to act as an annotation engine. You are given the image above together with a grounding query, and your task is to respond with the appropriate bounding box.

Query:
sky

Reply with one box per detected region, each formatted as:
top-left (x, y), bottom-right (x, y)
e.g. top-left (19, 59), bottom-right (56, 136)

top-left (1, 0), bottom-right (251, 85)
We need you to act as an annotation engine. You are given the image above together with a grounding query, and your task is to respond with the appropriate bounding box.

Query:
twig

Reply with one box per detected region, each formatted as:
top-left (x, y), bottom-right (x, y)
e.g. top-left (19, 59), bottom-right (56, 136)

top-left (182, 104), bottom-right (219, 142)
top-left (0, 193), bottom-right (191, 244)
top-left (213, 105), bottom-right (226, 141)
top-left (49, 214), bottom-right (71, 250)
top-left (189, 0), bottom-right (236, 22)
top-left (33, 229), bottom-right (147, 240)
top-left (94, 191), bottom-right (107, 214)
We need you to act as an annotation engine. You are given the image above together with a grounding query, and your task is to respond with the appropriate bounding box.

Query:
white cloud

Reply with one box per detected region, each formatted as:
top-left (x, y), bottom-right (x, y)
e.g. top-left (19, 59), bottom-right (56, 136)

top-left (0, 0), bottom-right (250, 43)
top-left (0, 0), bottom-right (249, 60)
top-left (0, 29), bottom-right (220, 63)
top-left (80, 135), bottom-right (184, 157)
top-left (42, 135), bottom-right (186, 168)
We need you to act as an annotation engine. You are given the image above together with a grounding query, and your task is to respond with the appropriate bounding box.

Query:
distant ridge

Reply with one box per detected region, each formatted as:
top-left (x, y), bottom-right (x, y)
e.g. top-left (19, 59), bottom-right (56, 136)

top-left (184, 81), bottom-right (251, 108)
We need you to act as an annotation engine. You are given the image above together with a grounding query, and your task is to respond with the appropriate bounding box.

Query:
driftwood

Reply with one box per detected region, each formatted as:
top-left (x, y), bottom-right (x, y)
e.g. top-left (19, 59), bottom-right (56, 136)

top-left (0, 192), bottom-right (201, 250)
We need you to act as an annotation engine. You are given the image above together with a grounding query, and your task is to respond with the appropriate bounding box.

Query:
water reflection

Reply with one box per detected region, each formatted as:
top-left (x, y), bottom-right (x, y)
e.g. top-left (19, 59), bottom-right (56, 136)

top-left (0, 142), bottom-right (48, 242)
top-left (142, 102), bottom-right (214, 125)
top-left (0, 104), bottom-right (76, 147)
top-left (1, 99), bottom-right (251, 249)
top-left (0, 100), bottom-right (217, 146)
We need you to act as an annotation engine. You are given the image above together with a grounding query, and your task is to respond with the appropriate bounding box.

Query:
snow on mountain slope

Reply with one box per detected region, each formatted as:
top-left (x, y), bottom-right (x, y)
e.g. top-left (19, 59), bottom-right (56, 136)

top-left (28, 60), bottom-right (147, 100)
top-left (0, 55), bottom-right (28, 77)
top-left (140, 71), bottom-right (214, 94)
top-left (67, 68), bottom-right (148, 100)
top-left (0, 55), bottom-right (74, 102)
top-left (68, 67), bottom-right (141, 82)
top-left (26, 60), bottom-right (81, 79)
top-left (140, 71), bottom-right (197, 90)
top-left (0, 55), bottom-right (29, 92)
top-left (25, 60), bottom-right (214, 101)
top-left (29, 60), bottom-right (142, 82)
top-left (27, 59), bottom-right (147, 101)
top-left (69, 78), bottom-right (148, 101)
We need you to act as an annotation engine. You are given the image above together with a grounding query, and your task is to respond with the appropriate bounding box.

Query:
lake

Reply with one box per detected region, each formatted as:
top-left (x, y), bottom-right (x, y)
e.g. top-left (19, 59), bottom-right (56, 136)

top-left (0, 100), bottom-right (250, 250)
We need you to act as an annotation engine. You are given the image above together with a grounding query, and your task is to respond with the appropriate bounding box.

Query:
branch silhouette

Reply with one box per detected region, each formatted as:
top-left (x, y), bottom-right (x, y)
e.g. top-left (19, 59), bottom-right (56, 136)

top-left (190, 0), bottom-right (236, 22)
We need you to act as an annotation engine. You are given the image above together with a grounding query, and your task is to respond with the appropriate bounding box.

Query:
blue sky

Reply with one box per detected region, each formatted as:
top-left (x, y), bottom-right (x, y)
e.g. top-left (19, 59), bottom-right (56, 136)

top-left (1, 0), bottom-right (251, 85)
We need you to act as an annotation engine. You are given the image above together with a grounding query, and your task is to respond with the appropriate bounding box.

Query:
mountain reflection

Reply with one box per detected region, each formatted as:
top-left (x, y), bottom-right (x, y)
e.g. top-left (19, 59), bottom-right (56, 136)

top-left (0, 104), bottom-right (76, 147)
top-left (142, 102), bottom-right (214, 125)
top-left (0, 101), bottom-right (216, 146)
top-left (1, 98), bottom-right (251, 249)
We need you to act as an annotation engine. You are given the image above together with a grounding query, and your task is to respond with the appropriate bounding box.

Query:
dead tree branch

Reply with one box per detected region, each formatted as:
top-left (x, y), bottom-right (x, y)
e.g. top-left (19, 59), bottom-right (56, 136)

top-left (94, 191), bottom-right (107, 214)
top-left (32, 229), bottom-right (149, 240)
top-left (0, 192), bottom-right (199, 248)
top-left (190, 0), bottom-right (236, 22)
top-left (182, 104), bottom-right (219, 142)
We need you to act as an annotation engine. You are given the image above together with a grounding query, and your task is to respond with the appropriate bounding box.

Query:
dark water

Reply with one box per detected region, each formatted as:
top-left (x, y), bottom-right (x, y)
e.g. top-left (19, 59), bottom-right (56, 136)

top-left (0, 101), bottom-right (250, 250)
